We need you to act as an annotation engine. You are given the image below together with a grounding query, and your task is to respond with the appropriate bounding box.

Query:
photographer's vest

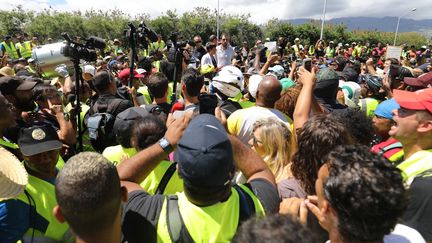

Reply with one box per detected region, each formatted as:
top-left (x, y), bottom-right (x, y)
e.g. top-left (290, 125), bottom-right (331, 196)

top-left (1, 41), bottom-right (19, 58)
top-left (156, 185), bottom-right (265, 243)
top-left (19, 41), bottom-right (32, 59)
top-left (15, 174), bottom-right (70, 242)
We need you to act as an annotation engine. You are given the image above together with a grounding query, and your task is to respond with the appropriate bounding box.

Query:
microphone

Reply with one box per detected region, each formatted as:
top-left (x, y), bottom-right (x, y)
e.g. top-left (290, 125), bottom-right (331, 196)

top-left (86, 36), bottom-right (106, 49)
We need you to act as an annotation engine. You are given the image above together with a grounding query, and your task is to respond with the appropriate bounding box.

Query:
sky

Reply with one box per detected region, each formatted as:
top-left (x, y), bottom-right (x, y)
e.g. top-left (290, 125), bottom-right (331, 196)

top-left (0, 0), bottom-right (429, 24)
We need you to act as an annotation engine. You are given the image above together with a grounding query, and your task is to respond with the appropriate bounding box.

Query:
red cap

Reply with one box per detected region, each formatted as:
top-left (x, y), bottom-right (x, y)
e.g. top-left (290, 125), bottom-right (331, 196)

top-left (404, 72), bottom-right (432, 88)
top-left (393, 88), bottom-right (432, 113)
top-left (118, 68), bottom-right (144, 82)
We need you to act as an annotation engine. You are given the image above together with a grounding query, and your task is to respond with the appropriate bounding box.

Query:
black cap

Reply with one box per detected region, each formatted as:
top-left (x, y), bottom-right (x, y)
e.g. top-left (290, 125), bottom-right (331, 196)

top-left (114, 107), bottom-right (150, 147)
top-left (174, 114), bottom-right (234, 187)
top-left (0, 76), bottom-right (37, 95)
top-left (18, 125), bottom-right (62, 156)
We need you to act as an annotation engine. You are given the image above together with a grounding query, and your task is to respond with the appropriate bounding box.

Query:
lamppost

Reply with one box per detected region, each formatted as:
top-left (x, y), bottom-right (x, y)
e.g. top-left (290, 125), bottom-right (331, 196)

top-left (393, 8), bottom-right (416, 46)
top-left (217, 0), bottom-right (220, 41)
top-left (320, 0), bottom-right (328, 40)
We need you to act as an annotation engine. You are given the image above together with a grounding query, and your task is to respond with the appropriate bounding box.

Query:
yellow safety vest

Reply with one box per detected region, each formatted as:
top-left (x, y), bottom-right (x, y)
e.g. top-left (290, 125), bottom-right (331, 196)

top-left (157, 185), bottom-right (265, 243)
top-left (1, 41), bottom-right (19, 59)
top-left (103, 145), bottom-right (137, 166)
top-left (397, 149), bottom-right (432, 186)
top-left (15, 174), bottom-right (71, 242)
top-left (19, 41), bottom-right (32, 59)
top-left (140, 160), bottom-right (183, 195)
top-left (359, 98), bottom-right (380, 118)
top-left (0, 137), bottom-right (19, 149)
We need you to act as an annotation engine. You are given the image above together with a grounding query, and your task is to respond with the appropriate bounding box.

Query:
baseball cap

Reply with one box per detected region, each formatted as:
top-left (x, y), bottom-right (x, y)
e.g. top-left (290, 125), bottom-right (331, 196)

top-left (248, 74), bottom-right (263, 99)
top-left (0, 147), bottom-right (28, 201)
top-left (4, 35), bottom-right (11, 40)
top-left (0, 66), bottom-right (15, 77)
top-left (83, 65), bottom-right (96, 76)
top-left (268, 65), bottom-right (285, 79)
top-left (393, 88), bottom-right (432, 113)
top-left (118, 68), bottom-right (144, 82)
top-left (374, 98), bottom-right (400, 120)
top-left (403, 71), bottom-right (432, 88)
top-left (174, 114), bottom-right (234, 187)
top-left (114, 107), bottom-right (150, 144)
top-left (0, 76), bottom-right (37, 95)
top-left (18, 125), bottom-right (63, 156)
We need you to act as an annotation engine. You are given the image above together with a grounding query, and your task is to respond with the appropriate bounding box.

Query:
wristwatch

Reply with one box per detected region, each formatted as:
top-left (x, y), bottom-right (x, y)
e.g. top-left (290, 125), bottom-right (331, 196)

top-left (158, 137), bottom-right (174, 154)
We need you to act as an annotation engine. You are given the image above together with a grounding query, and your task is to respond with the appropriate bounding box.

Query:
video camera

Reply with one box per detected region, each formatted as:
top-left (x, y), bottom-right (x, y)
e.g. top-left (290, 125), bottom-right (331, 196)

top-left (61, 33), bottom-right (106, 62)
top-left (167, 32), bottom-right (195, 63)
top-left (125, 21), bottom-right (158, 50)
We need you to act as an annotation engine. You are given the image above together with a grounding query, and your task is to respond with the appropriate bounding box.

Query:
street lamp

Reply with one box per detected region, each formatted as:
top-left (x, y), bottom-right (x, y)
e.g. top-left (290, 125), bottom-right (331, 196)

top-left (320, 0), bottom-right (328, 40)
top-left (393, 8), bottom-right (416, 46)
top-left (217, 0), bottom-right (220, 41)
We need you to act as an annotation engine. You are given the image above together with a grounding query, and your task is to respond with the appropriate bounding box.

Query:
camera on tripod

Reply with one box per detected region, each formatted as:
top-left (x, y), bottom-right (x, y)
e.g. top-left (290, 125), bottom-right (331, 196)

top-left (125, 21), bottom-right (158, 50)
top-left (61, 33), bottom-right (106, 62)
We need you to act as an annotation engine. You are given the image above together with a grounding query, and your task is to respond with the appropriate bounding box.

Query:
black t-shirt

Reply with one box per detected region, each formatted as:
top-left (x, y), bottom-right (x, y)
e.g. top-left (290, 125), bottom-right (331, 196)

top-left (121, 179), bottom-right (279, 243)
top-left (403, 174), bottom-right (432, 241)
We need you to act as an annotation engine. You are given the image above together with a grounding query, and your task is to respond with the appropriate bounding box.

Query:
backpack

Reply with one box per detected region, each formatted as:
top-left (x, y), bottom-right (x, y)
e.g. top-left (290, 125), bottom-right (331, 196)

top-left (166, 184), bottom-right (256, 243)
top-left (87, 99), bottom-right (123, 152)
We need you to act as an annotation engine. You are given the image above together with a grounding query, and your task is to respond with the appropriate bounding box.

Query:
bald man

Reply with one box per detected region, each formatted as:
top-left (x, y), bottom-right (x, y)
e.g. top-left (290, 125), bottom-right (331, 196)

top-left (227, 75), bottom-right (292, 144)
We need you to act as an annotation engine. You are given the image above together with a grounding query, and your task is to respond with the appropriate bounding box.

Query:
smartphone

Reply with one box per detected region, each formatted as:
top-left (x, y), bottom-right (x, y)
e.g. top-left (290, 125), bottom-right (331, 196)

top-left (302, 58), bottom-right (312, 72)
top-left (199, 93), bottom-right (218, 115)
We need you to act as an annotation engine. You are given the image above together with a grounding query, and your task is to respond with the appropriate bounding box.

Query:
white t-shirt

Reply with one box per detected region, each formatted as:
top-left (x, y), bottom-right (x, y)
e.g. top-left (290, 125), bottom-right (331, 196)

top-left (227, 106), bottom-right (292, 145)
top-left (216, 45), bottom-right (234, 68)
top-left (201, 53), bottom-right (215, 67)
top-left (325, 224), bottom-right (425, 243)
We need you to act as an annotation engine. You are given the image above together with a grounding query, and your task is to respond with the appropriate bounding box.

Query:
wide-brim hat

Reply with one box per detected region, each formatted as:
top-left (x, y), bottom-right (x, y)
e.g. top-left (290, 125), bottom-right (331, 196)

top-left (0, 147), bottom-right (28, 200)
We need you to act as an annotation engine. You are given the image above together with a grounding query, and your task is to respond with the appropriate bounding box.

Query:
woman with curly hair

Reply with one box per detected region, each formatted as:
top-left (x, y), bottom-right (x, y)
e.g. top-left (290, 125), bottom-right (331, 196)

top-left (279, 114), bottom-right (353, 198)
top-left (248, 117), bottom-right (294, 187)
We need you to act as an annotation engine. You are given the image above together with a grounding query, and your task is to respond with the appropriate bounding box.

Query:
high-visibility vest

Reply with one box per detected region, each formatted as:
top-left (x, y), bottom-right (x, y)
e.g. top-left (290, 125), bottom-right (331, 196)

top-left (325, 47), bottom-right (335, 58)
top-left (358, 98), bottom-right (380, 118)
top-left (1, 41), bottom-right (19, 58)
top-left (19, 41), bottom-right (32, 58)
top-left (13, 174), bottom-right (71, 242)
top-left (156, 185), bottom-right (265, 242)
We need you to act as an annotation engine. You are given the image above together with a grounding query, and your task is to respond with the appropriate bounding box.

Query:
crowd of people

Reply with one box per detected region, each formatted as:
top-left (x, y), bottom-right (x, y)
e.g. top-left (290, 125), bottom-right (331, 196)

top-left (0, 29), bottom-right (431, 243)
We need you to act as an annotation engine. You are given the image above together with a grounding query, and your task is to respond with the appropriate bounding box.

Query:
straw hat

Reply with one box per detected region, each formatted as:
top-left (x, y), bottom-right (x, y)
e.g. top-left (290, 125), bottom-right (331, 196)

top-left (0, 147), bottom-right (28, 200)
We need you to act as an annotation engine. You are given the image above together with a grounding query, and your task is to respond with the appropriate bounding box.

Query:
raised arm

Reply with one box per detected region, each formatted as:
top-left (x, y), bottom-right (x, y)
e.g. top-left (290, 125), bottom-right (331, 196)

top-left (293, 67), bottom-right (317, 132)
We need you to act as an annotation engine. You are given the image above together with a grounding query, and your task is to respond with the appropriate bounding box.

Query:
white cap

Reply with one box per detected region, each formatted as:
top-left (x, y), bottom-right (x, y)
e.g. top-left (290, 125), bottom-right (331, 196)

top-left (83, 65), bottom-right (96, 76)
top-left (248, 74), bottom-right (263, 99)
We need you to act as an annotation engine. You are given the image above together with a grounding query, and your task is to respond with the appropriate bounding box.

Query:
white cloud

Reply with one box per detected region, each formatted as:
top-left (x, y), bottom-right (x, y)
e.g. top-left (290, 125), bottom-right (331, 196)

top-left (0, 0), bottom-right (429, 24)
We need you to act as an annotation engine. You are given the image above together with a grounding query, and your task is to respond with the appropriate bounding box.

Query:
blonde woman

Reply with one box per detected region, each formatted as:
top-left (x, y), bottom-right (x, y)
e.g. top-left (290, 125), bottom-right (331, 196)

top-left (248, 117), bottom-right (293, 186)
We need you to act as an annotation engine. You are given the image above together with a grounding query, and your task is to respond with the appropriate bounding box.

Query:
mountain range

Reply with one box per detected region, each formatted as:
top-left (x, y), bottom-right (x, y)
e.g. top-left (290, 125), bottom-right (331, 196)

top-left (286, 17), bottom-right (432, 37)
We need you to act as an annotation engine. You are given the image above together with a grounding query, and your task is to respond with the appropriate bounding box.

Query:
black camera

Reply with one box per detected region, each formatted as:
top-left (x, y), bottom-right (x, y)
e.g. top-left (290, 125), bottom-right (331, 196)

top-left (125, 21), bottom-right (158, 50)
top-left (61, 33), bottom-right (105, 62)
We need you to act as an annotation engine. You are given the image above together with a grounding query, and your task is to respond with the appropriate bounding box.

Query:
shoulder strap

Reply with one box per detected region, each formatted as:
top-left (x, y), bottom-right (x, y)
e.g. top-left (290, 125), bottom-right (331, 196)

top-left (166, 195), bottom-right (194, 243)
top-left (234, 184), bottom-right (256, 224)
top-left (378, 142), bottom-right (403, 156)
top-left (156, 162), bottom-right (177, 195)
top-left (106, 99), bottom-right (123, 114)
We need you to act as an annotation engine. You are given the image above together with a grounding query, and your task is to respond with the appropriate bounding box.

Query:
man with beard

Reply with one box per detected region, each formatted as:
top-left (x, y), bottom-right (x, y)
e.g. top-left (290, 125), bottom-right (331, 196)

top-left (216, 33), bottom-right (234, 68)
top-left (0, 76), bottom-right (37, 143)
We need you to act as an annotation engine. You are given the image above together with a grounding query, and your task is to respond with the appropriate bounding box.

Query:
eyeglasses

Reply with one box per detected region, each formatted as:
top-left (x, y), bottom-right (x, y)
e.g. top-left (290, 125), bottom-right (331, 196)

top-left (194, 40), bottom-right (202, 43)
